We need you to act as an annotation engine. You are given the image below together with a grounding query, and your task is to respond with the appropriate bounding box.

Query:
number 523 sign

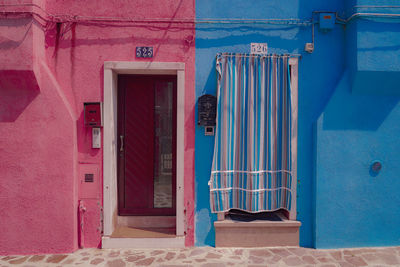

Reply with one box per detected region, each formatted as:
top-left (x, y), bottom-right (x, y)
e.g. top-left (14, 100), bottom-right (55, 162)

top-left (136, 46), bottom-right (153, 58)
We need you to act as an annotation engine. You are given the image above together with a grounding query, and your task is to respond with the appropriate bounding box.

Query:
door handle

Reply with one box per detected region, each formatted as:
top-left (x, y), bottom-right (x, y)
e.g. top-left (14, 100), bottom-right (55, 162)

top-left (120, 135), bottom-right (124, 152)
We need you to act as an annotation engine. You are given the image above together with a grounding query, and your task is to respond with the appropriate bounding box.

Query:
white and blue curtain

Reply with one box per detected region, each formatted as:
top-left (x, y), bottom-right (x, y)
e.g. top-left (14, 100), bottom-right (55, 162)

top-left (209, 53), bottom-right (294, 213)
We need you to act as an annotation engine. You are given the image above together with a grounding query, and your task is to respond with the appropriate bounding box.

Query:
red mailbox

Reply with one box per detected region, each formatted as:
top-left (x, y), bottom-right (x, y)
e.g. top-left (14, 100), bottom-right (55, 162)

top-left (84, 102), bottom-right (103, 127)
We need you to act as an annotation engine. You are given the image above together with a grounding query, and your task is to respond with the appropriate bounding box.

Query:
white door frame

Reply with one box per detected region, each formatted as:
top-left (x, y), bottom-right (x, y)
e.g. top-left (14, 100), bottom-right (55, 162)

top-left (102, 62), bottom-right (185, 240)
top-left (289, 57), bottom-right (298, 221)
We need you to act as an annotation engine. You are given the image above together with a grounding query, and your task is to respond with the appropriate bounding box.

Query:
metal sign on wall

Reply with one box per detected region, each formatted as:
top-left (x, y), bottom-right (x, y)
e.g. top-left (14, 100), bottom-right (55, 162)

top-left (136, 47), bottom-right (153, 58)
top-left (251, 43), bottom-right (268, 55)
top-left (198, 94), bottom-right (217, 126)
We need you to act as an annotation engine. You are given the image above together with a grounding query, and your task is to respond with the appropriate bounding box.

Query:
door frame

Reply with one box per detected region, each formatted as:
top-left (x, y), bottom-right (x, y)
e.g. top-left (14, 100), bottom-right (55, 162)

top-left (103, 62), bottom-right (185, 239)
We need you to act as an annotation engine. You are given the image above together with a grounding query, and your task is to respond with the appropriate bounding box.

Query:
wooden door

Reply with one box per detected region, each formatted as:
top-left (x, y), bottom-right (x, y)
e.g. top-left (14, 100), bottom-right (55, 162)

top-left (117, 75), bottom-right (176, 216)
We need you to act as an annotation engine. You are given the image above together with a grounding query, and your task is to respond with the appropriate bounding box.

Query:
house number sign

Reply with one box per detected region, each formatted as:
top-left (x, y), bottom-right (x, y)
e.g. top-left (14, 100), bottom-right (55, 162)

top-left (136, 46), bottom-right (153, 58)
top-left (251, 43), bottom-right (268, 55)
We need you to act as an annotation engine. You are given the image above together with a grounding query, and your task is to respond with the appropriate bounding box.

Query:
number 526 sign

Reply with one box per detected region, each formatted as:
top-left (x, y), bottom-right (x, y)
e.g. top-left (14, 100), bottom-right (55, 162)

top-left (251, 43), bottom-right (268, 55)
top-left (136, 47), bottom-right (153, 58)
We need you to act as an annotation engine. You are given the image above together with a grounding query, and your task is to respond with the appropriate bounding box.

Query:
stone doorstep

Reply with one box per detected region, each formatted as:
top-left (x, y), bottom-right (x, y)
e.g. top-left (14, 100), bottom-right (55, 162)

top-left (102, 236), bottom-right (185, 249)
top-left (215, 217), bottom-right (301, 247)
top-left (117, 216), bottom-right (176, 228)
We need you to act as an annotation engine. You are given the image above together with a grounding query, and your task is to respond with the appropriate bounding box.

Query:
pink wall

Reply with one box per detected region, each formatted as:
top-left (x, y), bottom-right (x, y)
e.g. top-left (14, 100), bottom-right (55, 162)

top-left (0, 0), bottom-right (195, 254)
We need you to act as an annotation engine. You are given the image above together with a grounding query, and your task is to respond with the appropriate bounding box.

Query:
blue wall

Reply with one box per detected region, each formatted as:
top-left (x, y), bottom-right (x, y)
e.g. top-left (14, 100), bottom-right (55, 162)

top-left (195, 0), bottom-right (400, 248)
top-left (314, 1), bottom-right (400, 248)
top-left (194, 0), bottom-right (345, 247)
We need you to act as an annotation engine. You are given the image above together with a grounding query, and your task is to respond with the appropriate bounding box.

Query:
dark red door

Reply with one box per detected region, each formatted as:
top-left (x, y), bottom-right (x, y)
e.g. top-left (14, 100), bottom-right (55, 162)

top-left (118, 75), bottom-right (176, 216)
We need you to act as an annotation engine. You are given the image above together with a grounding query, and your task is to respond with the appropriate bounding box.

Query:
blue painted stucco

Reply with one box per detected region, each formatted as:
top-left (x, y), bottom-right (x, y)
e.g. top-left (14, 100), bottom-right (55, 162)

top-left (314, 1), bottom-right (400, 248)
top-left (194, 0), bottom-right (400, 248)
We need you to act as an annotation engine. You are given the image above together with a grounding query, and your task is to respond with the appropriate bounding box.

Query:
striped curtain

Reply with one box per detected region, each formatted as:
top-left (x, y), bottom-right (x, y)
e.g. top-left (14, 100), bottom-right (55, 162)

top-left (209, 53), bottom-right (293, 213)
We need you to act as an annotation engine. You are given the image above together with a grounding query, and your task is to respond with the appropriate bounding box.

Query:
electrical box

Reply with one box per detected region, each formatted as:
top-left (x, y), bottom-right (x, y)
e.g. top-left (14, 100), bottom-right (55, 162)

top-left (79, 164), bottom-right (100, 200)
top-left (84, 102), bottom-right (103, 127)
top-left (319, 13), bottom-right (335, 31)
top-left (198, 94), bottom-right (217, 126)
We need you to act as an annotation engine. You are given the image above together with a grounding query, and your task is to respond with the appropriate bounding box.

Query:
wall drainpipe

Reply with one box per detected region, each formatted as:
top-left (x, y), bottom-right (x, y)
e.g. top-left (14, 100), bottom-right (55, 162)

top-left (78, 200), bottom-right (87, 248)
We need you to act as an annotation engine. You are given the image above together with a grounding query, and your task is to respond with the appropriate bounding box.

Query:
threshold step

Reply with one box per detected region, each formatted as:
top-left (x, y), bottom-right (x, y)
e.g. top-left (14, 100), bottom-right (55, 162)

top-left (111, 226), bottom-right (175, 238)
top-left (102, 236), bottom-right (185, 249)
top-left (103, 226), bottom-right (184, 248)
top-left (215, 215), bottom-right (301, 247)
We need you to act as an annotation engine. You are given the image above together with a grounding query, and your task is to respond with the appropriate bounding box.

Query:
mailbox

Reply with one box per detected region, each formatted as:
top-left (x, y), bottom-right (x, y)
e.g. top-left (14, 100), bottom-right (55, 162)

top-left (84, 102), bottom-right (103, 127)
top-left (198, 94), bottom-right (217, 126)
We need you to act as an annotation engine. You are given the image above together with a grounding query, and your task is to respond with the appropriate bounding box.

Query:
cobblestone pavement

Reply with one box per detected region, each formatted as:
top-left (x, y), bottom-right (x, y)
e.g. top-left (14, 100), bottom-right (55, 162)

top-left (1, 246), bottom-right (400, 267)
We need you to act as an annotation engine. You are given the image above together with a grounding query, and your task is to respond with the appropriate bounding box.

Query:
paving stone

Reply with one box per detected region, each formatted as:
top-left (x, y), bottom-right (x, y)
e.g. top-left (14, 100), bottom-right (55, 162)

top-left (46, 254), bottom-right (68, 263)
top-left (309, 249), bottom-right (329, 257)
top-left (126, 255), bottom-right (145, 262)
top-left (344, 255), bottom-right (368, 266)
top-left (287, 247), bottom-right (310, 257)
top-left (165, 252), bottom-right (176, 260)
top-left (269, 254), bottom-right (282, 263)
top-left (136, 257), bottom-right (155, 266)
top-left (330, 251), bottom-right (343, 261)
top-left (9, 256), bottom-right (29, 264)
top-left (376, 252), bottom-right (400, 265)
top-left (150, 250), bottom-right (164, 256)
top-left (362, 253), bottom-right (379, 261)
top-left (205, 252), bottom-right (222, 259)
top-left (317, 256), bottom-right (334, 263)
top-left (344, 249), bottom-right (364, 256)
top-left (249, 249), bottom-right (272, 257)
top-left (62, 258), bottom-right (75, 264)
top-left (108, 251), bottom-right (120, 257)
top-left (176, 253), bottom-right (186, 259)
top-left (248, 255), bottom-right (264, 264)
top-left (201, 263), bottom-right (226, 267)
top-left (301, 255), bottom-right (317, 264)
top-left (2, 256), bottom-right (17, 261)
top-left (90, 258), bottom-right (104, 265)
top-left (28, 255), bottom-right (46, 262)
top-left (156, 257), bottom-right (165, 263)
top-left (360, 248), bottom-right (378, 253)
top-left (282, 255), bottom-right (304, 266)
top-left (270, 248), bottom-right (292, 257)
top-left (234, 249), bottom-right (244, 255)
top-left (339, 261), bottom-right (354, 267)
top-left (189, 248), bottom-right (206, 257)
top-left (2, 245), bottom-right (400, 267)
top-left (106, 259), bottom-right (126, 267)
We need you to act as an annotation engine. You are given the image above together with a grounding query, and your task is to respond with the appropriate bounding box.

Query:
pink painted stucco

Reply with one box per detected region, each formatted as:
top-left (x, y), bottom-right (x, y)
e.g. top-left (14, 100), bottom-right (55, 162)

top-left (0, 0), bottom-right (195, 255)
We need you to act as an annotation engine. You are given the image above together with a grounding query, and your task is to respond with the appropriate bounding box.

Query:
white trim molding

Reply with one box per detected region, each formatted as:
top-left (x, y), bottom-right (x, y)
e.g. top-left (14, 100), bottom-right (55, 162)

top-left (102, 61), bottom-right (185, 248)
top-left (289, 57), bottom-right (298, 220)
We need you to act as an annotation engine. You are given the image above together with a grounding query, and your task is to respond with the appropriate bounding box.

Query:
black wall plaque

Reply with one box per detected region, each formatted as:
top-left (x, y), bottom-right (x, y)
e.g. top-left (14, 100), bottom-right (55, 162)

top-left (85, 173), bottom-right (94, 183)
top-left (136, 47), bottom-right (153, 58)
top-left (198, 94), bottom-right (217, 126)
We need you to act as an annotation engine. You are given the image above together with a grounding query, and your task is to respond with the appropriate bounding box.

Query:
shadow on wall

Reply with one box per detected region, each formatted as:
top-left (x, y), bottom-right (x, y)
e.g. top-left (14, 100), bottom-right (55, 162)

top-left (196, 26), bottom-right (301, 49)
top-left (323, 71), bottom-right (400, 131)
top-left (0, 70), bottom-right (40, 122)
top-left (0, 18), bottom-right (33, 50)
